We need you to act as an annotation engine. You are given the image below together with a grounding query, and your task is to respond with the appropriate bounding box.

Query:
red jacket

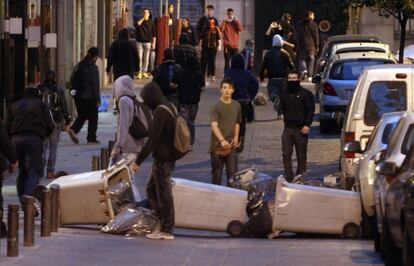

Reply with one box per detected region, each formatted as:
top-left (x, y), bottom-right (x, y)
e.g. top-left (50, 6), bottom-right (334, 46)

top-left (220, 19), bottom-right (243, 49)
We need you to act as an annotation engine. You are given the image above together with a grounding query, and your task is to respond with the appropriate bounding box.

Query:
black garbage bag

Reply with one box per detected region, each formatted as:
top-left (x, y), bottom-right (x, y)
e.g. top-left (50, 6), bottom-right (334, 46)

top-left (229, 168), bottom-right (278, 195)
top-left (101, 206), bottom-right (159, 236)
top-left (242, 192), bottom-right (275, 238)
top-left (108, 181), bottom-right (135, 215)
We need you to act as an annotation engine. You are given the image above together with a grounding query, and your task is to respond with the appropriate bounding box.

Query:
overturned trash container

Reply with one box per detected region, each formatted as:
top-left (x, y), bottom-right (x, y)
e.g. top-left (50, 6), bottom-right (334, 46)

top-left (171, 178), bottom-right (248, 236)
top-left (47, 160), bottom-right (134, 225)
top-left (271, 177), bottom-right (362, 238)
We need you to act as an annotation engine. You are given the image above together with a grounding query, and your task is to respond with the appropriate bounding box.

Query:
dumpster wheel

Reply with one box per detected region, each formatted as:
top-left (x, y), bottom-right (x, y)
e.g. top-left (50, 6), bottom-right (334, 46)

top-left (227, 220), bottom-right (243, 237)
top-left (342, 223), bottom-right (360, 239)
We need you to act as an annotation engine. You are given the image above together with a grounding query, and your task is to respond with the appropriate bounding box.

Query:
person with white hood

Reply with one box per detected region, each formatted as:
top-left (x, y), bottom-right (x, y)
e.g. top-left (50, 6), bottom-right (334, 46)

top-left (260, 34), bottom-right (295, 119)
top-left (110, 75), bottom-right (152, 202)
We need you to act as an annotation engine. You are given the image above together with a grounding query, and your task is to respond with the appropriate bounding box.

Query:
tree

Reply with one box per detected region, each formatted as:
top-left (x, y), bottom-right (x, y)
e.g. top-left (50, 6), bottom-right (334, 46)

top-left (364, 0), bottom-right (414, 63)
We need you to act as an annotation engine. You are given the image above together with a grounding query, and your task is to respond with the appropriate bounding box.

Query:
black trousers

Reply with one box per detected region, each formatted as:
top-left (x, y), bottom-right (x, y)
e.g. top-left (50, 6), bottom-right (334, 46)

top-left (211, 150), bottom-right (238, 186)
top-left (201, 47), bottom-right (217, 77)
top-left (224, 47), bottom-right (238, 70)
top-left (282, 127), bottom-right (309, 181)
top-left (71, 98), bottom-right (99, 142)
top-left (146, 160), bottom-right (175, 233)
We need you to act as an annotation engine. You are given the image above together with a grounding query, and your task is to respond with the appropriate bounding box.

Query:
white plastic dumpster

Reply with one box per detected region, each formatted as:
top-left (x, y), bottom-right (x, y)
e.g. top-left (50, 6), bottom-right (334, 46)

top-left (272, 177), bottom-right (362, 238)
top-left (172, 178), bottom-right (248, 236)
top-left (47, 160), bottom-right (133, 225)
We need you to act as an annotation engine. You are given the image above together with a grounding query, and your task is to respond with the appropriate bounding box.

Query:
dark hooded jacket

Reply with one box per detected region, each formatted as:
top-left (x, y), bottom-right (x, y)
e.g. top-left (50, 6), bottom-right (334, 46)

top-left (296, 18), bottom-right (319, 50)
top-left (152, 49), bottom-right (182, 97)
top-left (177, 57), bottom-right (205, 104)
top-left (260, 47), bottom-right (294, 81)
top-left (106, 29), bottom-right (139, 80)
top-left (0, 119), bottom-right (17, 173)
top-left (225, 54), bottom-right (258, 100)
top-left (135, 82), bottom-right (176, 164)
top-left (5, 87), bottom-right (55, 140)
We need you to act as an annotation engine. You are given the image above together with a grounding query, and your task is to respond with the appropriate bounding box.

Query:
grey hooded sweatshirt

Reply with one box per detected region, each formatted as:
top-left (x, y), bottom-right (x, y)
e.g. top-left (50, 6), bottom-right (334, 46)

top-left (114, 75), bottom-right (147, 154)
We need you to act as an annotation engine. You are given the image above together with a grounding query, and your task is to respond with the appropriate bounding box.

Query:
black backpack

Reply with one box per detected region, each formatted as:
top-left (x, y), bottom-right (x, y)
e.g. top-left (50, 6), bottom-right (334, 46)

top-left (119, 95), bottom-right (152, 139)
top-left (70, 60), bottom-right (88, 95)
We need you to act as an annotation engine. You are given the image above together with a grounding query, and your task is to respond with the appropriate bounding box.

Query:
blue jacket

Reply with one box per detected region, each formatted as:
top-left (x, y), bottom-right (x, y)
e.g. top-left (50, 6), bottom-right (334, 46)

top-left (225, 54), bottom-right (259, 100)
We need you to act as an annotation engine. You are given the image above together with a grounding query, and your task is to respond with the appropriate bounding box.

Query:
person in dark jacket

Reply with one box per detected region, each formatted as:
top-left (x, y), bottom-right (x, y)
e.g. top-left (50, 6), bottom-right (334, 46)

top-left (260, 35), bottom-right (295, 118)
top-left (106, 28), bottom-right (139, 81)
top-left (130, 82), bottom-right (177, 240)
top-left (173, 33), bottom-right (198, 68)
top-left (196, 5), bottom-right (219, 38)
top-left (152, 48), bottom-right (182, 106)
top-left (224, 54), bottom-right (258, 152)
top-left (240, 39), bottom-right (255, 72)
top-left (135, 8), bottom-right (156, 79)
top-left (279, 71), bottom-right (315, 181)
top-left (199, 18), bottom-right (222, 82)
top-left (5, 86), bottom-right (55, 203)
top-left (69, 47), bottom-right (101, 144)
top-left (177, 56), bottom-right (205, 145)
top-left (39, 70), bottom-right (72, 178)
top-left (180, 17), bottom-right (198, 46)
top-left (296, 10), bottom-right (319, 81)
top-left (0, 119), bottom-right (18, 238)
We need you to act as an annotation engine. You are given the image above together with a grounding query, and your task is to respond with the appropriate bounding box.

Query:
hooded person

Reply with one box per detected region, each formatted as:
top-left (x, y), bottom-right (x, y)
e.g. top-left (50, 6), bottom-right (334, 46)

top-left (129, 82), bottom-right (177, 240)
top-left (240, 39), bottom-right (255, 71)
top-left (111, 75), bottom-right (152, 202)
top-left (224, 54), bottom-right (258, 152)
top-left (106, 28), bottom-right (139, 81)
top-left (173, 33), bottom-right (198, 68)
top-left (260, 34), bottom-right (295, 119)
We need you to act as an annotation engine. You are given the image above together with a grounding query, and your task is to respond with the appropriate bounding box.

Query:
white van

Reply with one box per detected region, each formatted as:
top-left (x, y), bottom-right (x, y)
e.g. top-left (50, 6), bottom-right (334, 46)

top-left (341, 64), bottom-right (411, 178)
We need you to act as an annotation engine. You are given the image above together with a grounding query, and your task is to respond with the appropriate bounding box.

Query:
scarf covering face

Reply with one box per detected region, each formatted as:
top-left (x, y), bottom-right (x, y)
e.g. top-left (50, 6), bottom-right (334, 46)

top-left (287, 80), bottom-right (301, 93)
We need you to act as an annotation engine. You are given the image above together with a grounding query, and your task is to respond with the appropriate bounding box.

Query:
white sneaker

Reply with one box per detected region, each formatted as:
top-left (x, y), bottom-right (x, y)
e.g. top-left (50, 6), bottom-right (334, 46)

top-left (146, 229), bottom-right (175, 240)
top-left (307, 77), bottom-right (312, 82)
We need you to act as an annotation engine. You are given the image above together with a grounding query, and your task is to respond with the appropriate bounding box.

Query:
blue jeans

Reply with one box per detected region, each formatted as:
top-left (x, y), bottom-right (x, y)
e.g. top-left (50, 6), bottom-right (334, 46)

top-left (211, 150), bottom-right (238, 186)
top-left (299, 48), bottom-right (316, 77)
top-left (43, 128), bottom-right (61, 173)
top-left (12, 133), bottom-right (43, 202)
top-left (267, 78), bottom-right (285, 115)
top-left (178, 104), bottom-right (199, 145)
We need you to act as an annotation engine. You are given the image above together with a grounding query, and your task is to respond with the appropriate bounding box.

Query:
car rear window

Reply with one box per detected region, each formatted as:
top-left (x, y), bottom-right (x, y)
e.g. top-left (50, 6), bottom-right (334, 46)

top-left (330, 60), bottom-right (390, 80)
top-left (364, 81), bottom-right (406, 126)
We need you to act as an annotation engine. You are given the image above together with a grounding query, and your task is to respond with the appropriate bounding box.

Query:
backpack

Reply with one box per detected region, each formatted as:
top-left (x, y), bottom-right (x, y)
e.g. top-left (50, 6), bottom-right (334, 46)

top-left (119, 95), bottom-right (152, 140)
top-left (41, 85), bottom-right (64, 123)
top-left (159, 105), bottom-right (191, 160)
top-left (69, 60), bottom-right (88, 96)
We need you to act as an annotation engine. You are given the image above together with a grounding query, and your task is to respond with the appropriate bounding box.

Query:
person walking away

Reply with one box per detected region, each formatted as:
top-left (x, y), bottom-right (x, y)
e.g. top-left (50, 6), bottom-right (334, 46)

top-left (0, 118), bottom-right (18, 238)
top-left (69, 47), bottom-right (101, 144)
top-left (280, 71), bottom-right (315, 182)
top-left (110, 75), bottom-right (152, 202)
top-left (106, 28), bottom-right (139, 81)
top-left (224, 54), bottom-right (258, 152)
top-left (260, 35), bottom-right (295, 119)
top-left (180, 18), bottom-right (198, 46)
top-left (135, 8), bottom-right (156, 79)
top-left (220, 8), bottom-right (243, 71)
top-left (210, 79), bottom-right (241, 186)
top-left (240, 39), bottom-right (255, 72)
top-left (199, 18), bottom-right (222, 82)
top-left (129, 82), bottom-right (178, 240)
top-left (177, 56), bottom-right (205, 146)
top-left (196, 5), bottom-right (219, 39)
top-left (153, 48), bottom-right (182, 107)
top-left (296, 10), bottom-right (319, 81)
top-left (173, 33), bottom-right (198, 68)
top-left (5, 86), bottom-right (55, 204)
top-left (39, 70), bottom-right (72, 178)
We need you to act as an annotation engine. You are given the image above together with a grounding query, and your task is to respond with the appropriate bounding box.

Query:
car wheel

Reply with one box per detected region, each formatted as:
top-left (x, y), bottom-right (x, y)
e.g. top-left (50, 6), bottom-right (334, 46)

top-left (320, 119), bottom-right (330, 134)
top-left (382, 219), bottom-right (402, 266)
top-left (403, 227), bottom-right (414, 266)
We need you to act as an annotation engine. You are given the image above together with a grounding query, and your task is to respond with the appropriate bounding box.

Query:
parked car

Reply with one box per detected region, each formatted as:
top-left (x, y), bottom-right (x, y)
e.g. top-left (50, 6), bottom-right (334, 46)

top-left (403, 175), bottom-right (414, 265)
top-left (344, 112), bottom-right (401, 242)
top-left (380, 144), bottom-right (414, 265)
top-left (341, 65), bottom-right (412, 180)
top-left (315, 35), bottom-right (382, 75)
top-left (313, 49), bottom-right (395, 134)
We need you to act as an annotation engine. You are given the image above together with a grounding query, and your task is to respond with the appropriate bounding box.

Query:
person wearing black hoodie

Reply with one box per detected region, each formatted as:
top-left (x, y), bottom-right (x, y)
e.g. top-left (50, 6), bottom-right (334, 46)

top-left (224, 54), bottom-right (258, 152)
top-left (279, 72), bottom-right (315, 181)
top-left (106, 28), bottom-right (139, 81)
top-left (130, 82), bottom-right (176, 240)
top-left (5, 86), bottom-right (55, 203)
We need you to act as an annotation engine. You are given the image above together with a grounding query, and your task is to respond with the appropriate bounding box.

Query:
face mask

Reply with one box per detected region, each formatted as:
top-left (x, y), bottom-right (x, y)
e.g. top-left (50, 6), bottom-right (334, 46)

top-left (287, 80), bottom-right (300, 92)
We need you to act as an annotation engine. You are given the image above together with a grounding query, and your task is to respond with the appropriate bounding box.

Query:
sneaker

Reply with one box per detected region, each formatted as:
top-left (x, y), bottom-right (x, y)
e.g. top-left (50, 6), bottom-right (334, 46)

top-left (307, 77), bottom-right (312, 82)
top-left (46, 171), bottom-right (55, 179)
top-left (142, 72), bottom-right (150, 79)
top-left (87, 140), bottom-right (101, 145)
top-left (146, 229), bottom-right (175, 240)
top-left (300, 71), bottom-right (308, 81)
top-left (67, 129), bottom-right (80, 144)
top-left (137, 72), bottom-right (143, 79)
top-left (211, 76), bottom-right (216, 82)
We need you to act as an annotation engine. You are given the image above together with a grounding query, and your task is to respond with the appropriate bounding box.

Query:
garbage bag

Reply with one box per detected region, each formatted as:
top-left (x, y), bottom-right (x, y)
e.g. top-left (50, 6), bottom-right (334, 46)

top-left (242, 192), bottom-right (275, 238)
top-left (101, 206), bottom-right (159, 235)
top-left (108, 180), bottom-right (135, 215)
top-left (229, 168), bottom-right (278, 195)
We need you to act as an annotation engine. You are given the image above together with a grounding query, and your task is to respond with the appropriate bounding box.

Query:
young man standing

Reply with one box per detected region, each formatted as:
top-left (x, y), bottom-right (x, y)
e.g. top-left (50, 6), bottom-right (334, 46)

top-left (196, 5), bottom-right (219, 38)
top-left (210, 79), bottom-right (241, 186)
top-left (135, 8), bottom-right (156, 79)
top-left (279, 72), bottom-right (315, 182)
top-left (220, 8), bottom-right (243, 70)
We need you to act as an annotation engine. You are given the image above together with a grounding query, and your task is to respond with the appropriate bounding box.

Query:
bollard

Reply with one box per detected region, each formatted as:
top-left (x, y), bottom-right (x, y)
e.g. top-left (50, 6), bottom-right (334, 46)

top-left (92, 155), bottom-right (100, 171)
top-left (7, 204), bottom-right (19, 257)
top-left (108, 140), bottom-right (115, 155)
top-left (41, 189), bottom-right (52, 237)
top-left (50, 184), bottom-right (60, 232)
top-left (100, 148), bottom-right (109, 170)
top-left (23, 195), bottom-right (36, 247)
